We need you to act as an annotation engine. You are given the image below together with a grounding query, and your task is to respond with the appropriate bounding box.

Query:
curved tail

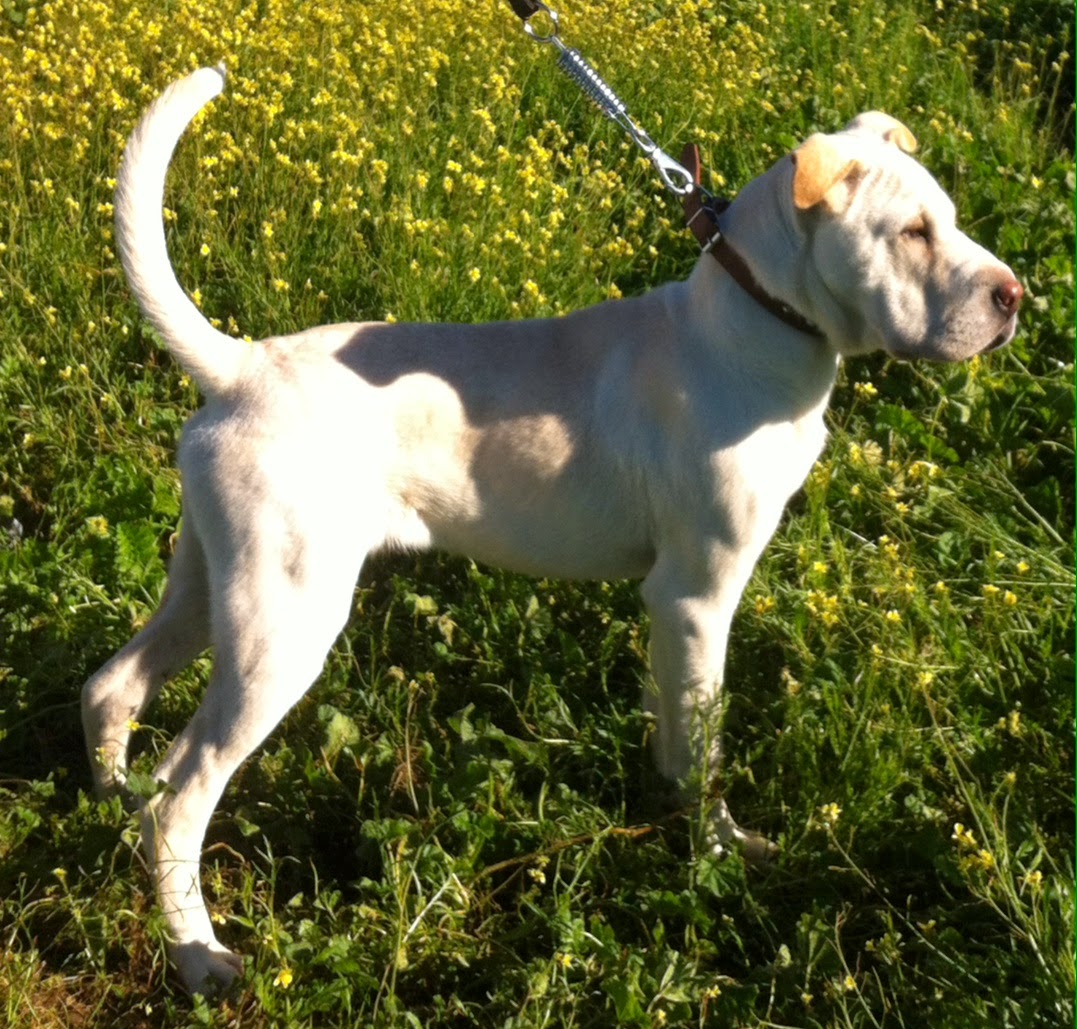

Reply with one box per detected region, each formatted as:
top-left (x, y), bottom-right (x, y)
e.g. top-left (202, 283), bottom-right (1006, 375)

top-left (114, 65), bottom-right (251, 396)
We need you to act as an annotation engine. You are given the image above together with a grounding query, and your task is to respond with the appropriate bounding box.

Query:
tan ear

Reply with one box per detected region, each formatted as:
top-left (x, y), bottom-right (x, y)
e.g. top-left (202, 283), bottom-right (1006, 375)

top-left (886, 122), bottom-right (918, 154)
top-left (844, 111), bottom-right (918, 153)
top-left (792, 135), bottom-right (863, 210)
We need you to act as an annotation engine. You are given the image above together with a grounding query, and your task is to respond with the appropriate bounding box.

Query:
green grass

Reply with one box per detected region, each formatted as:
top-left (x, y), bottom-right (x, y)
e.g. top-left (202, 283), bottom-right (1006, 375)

top-left (0, 0), bottom-right (1073, 1025)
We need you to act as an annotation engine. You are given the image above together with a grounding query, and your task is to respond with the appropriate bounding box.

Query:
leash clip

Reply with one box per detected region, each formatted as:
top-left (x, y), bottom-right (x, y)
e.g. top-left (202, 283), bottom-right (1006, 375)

top-left (647, 146), bottom-right (696, 197)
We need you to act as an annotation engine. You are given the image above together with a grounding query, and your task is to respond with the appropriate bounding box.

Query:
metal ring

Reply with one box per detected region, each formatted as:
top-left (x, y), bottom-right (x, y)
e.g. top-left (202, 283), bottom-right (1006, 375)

top-left (523, 3), bottom-right (560, 44)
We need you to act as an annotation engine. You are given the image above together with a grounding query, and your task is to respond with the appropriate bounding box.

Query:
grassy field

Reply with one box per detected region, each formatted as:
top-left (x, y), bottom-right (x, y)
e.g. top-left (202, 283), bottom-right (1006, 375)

top-left (0, 0), bottom-right (1073, 1025)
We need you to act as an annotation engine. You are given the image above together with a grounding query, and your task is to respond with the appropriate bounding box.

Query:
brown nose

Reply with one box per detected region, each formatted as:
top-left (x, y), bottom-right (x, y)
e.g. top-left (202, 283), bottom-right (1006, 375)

top-left (993, 278), bottom-right (1023, 315)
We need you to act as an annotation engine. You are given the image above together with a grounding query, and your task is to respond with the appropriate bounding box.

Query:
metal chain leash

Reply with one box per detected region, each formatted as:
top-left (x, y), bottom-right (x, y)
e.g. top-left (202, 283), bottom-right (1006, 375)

top-left (508, 0), bottom-right (698, 197)
top-left (505, 1), bottom-right (825, 336)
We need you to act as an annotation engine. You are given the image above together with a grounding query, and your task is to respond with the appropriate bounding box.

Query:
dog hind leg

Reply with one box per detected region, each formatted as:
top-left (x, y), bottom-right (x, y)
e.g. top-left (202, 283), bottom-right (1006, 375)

top-left (81, 524), bottom-right (211, 797)
top-left (141, 522), bottom-right (366, 994)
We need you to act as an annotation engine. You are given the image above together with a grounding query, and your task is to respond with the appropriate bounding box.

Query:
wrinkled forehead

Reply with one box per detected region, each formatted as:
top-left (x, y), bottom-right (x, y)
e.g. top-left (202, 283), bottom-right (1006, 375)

top-left (839, 133), bottom-right (957, 222)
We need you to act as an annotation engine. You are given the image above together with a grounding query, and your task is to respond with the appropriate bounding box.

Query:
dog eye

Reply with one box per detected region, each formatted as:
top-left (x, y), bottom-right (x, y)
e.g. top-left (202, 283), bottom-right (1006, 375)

top-left (902, 219), bottom-right (932, 243)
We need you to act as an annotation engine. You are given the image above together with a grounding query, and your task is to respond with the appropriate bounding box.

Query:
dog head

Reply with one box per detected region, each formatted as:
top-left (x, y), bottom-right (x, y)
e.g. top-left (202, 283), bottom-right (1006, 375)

top-left (788, 113), bottom-right (1022, 361)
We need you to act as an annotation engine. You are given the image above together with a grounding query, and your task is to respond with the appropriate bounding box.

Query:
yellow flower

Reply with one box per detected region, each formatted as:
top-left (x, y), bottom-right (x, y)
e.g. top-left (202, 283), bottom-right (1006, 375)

top-left (781, 667), bottom-right (801, 695)
top-left (908, 460), bottom-right (939, 481)
top-left (85, 515), bottom-right (110, 538)
top-left (818, 802), bottom-right (842, 826)
top-left (1022, 870), bottom-right (1044, 892)
top-left (754, 595), bottom-right (776, 616)
top-left (861, 440), bottom-right (884, 466)
top-left (806, 590), bottom-right (840, 626)
top-left (951, 822), bottom-right (977, 849)
top-left (974, 848), bottom-right (995, 871)
top-left (997, 709), bottom-right (1022, 736)
top-left (273, 965), bottom-right (294, 989)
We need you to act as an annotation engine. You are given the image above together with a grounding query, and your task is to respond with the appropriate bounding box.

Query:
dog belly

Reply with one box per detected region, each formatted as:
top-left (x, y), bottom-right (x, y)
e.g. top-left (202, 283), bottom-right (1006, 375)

top-left (380, 376), bottom-right (655, 579)
top-left (425, 511), bottom-right (655, 581)
top-left (405, 456), bottom-right (655, 580)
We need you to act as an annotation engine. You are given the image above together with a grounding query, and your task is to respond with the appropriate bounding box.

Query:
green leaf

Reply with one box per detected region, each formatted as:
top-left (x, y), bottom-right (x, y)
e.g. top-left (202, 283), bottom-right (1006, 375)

top-left (125, 769), bottom-right (164, 801)
top-left (234, 812), bottom-right (261, 837)
top-left (114, 521), bottom-right (163, 584)
top-left (319, 705), bottom-right (361, 765)
top-left (606, 976), bottom-right (646, 1024)
top-left (404, 592), bottom-right (438, 617)
top-left (875, 404), bottom-right (959, 464)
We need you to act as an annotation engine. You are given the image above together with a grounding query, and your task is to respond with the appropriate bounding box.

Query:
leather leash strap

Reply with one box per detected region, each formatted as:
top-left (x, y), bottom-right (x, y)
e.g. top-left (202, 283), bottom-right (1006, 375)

top-left (507, 0), bottom-right (546, 19)
top-left (679, 145), bottom-right (824, 339)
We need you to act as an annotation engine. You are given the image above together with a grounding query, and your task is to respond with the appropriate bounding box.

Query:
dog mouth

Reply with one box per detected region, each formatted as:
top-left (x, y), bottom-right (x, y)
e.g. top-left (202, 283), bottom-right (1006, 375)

top-left (980, 315), bottom-right (1018, 354)
top-left (887, 312), bottom-right (1018, 363)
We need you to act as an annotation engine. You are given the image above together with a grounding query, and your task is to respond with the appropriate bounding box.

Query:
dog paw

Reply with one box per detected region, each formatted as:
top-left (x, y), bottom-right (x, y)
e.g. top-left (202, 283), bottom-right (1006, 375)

top-left (733, 827), bottom-right (779, 864)
top-left (172, 939), bottom-right (245, 997)
top-left (705, 815), bottom-right (779, 864)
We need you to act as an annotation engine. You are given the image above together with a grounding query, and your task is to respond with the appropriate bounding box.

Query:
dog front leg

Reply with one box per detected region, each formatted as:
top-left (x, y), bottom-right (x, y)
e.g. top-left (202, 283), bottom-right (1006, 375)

top-left (642, 550), bottom-right (776, 859)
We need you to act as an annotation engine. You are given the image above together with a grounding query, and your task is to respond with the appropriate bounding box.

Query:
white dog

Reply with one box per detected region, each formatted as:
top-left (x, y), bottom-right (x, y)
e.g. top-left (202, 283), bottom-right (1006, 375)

top-left (82, 66), bottom-right (1022, 993)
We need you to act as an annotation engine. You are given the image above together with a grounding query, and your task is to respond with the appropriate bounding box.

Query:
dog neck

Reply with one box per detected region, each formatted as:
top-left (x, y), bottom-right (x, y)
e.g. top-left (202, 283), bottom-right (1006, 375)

top-left (684, 201), bottom-right (825, 340)
top-left (683, 257), bottom-right (840, 423)
top-left (681, 147), bottom-right (824, 340)
top-left (707, 236), bottom-right (824, 338)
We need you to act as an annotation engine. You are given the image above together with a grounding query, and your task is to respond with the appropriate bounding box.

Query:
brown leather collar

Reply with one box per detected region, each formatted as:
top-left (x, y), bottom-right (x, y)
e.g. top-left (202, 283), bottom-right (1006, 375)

top-left (680, 145), bottom-right (825, 339)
